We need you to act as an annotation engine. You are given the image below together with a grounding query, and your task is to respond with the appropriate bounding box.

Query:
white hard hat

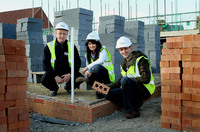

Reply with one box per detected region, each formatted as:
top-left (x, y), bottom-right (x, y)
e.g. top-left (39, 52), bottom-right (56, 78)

top-left (116, 36), bottom-right (132, 49)
top-left (55, 22), bottom-right (69, 31)
top-left (86, 32), bottom-right (100, 41)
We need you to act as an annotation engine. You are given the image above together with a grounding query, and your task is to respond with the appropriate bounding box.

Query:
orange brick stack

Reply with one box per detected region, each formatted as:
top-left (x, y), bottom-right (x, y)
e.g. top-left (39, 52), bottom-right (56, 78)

top-left (0, 38), bottom-right (30, 132)
top-left (92, 81), bottom-right (110, 95)
top-left (160, 35), bottom-right (200, 131)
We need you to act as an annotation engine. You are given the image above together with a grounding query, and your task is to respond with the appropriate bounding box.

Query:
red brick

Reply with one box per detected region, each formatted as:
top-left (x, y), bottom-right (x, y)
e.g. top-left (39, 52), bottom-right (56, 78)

top-left (0, 63), bottom-right (5, 70)
top-left (6, 62), bottom-right (17, 70)
top-left (16, 47), bottom-right (26, 56)
top-left (182, 80), bottom-right (193, 87)
top-left (170, 73), bottom-right (181, 80)
top-left (171, 99), bottom-right (181, 106)
top-left (161, 122), bottom-right (171, 129)
top-left (193, 81), bottom-right (200, 88)
top-left (162, 49), bottom-right (180, 55)
top-left (0, 55), bottom-right (5, 62)
top-left (193, 34), bottom-right (200, 41)
top-left (17, 63), bottom-right (27, 70)
top-left (0, 110), bottom-right (5, 117)
top-left (0, 46), bottom-right (4, 55)
top-left (7, 114), bottom-right (18, 123)
top-left (193, 48), bottom-right (200, 55)
top-left (183, 67), bottom-right (193, 74)
top-left (0, 94), bottom-right (4, 101)
top-left (192, 94), bottom-right (200, 102)
top-left (16, 99), bottom-right (28, 106)
top-left (0, 70), bottom-right (6, 79)
top-left (175, 36), bottom-right (183, 42)
top-left (170, 61), bottom-right (181, 67)
top-left (162, 110), bottom-right (171, 116)
top-left (192, 107), bottom-right (200, 115)
top-left (4, 46), bottom-right (16, 55)
top-left (6, 77), bottom-right (27, 85)
top-left (171, 86), bottom-right (181, 93)
top-left (161, 67), bottom-right (181, 74)
top-left (3, 38), bottom-right (25, 48)
top-left (166, 37), bottom-right (175, 42)
top-left (0, 116), bottom-right (7, 125)
top-left (161, 55), bottom-right (181, 61)
top-left (183, 41), bottom-right (193, 48)
top-left (162, 80), bottom-right (182, 86)
top-left (8, 120), bottom-right (30, 130)
top-left (194, 68), bottom-right (200, 74)
top-left (182, 74), bottom-right (192, 81)
top-left (184, 35), bottom-right (194, 42)
top-left (182, 54), bottom-right (192, 62)
top-left (5, 91), bottom-right (27, 100)
top-left (163, 42), bottom-right (173, 49)
top-left (161, 73), bottom-right (170, 80)
top-left (181, 93), bottom-right (191, 100)
top-left (161, 86), bottom-right (171, 92)
top-left (0, 85), bottom-right (5, 94)
top-left (161, 98), bottom-right (171, 105)
top-left (0, 101), bottom-right (5, 110)
top-left (192, 120), bottom-right (200, 128)
top-left (181, 48), bottom-right (193, 54)
top-left (160, 61), bottom-right (169, 67)
top-left (72, 111), bottom-right (85, 118)
top-left (7, 106), bottom-right (29, 116)
top-left (173, 42), bottom-right (183, 49)
top-left (6, 84), bottom-right (27, 93)
top-left (5, 55), bottom-right (27, 63)
top-left (7, 70), bottom-right (28, 78)
top-left (160, 115), bottom-right (170, 123)
top-left (182, 105), bottom-right (192, 113)
top-left (66, 103), bottom-right (78, 110)
top-left (183, 62), bottom-right (200, 68)
top-left (19, 113), bottom-right (29, 121)
top-left (182, 118), bottom-right (192, 126)
top-left (192, 55), bottom-right (200, 62)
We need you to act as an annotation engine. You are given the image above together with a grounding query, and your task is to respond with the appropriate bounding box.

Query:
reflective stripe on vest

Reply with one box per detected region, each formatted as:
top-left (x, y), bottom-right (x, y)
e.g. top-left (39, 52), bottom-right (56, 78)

top-left (47, 39), bottom-right (71, 69)
top-left (121, 56), bottom-right (155, 95)
top-left (85, 47), bottom-right (115, 83)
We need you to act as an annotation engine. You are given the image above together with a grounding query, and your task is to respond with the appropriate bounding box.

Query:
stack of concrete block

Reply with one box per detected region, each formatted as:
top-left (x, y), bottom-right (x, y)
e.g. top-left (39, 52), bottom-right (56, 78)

top-left (54, 8), bottom-right (93, 67)
top-left (124, 21), bottom-right (145, 53)
top-left (16, 17), bottom-right (44, 82)
top-left (98, 15), bottom-right (125, 80)
top-left (0, 23), bottom-right (16, 39)
top-left (0, 38), bottom-right (30, 132)
top-left (43, 35), bottom-right (54, 46)
top-left (144, 25), bottom-right (161, 73)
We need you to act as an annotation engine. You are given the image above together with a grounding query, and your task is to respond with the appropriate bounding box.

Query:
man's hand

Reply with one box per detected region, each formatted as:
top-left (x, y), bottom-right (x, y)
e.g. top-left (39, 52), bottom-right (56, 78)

top-left (81, 67), bottom-right (88, 75)
top-left (61, 73), bottom-right (71, 83)
top-left (85, 71), bottom-right (92, 77)
top-left (55, 76), bottom-right (64, 84)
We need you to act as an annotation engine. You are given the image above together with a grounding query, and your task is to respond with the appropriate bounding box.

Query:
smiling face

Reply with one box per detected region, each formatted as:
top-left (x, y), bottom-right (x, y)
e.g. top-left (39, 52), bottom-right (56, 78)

top-left (88, 41), bottom-right (97, 53)
top-left (118, 45), bottom-right (133, 60)
top-left (55, 29), bottom-right (68, 44)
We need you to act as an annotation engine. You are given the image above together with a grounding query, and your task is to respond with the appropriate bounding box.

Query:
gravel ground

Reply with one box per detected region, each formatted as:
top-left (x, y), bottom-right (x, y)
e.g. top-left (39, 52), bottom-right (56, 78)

top-left (29, 97), bottom-right (180, 132)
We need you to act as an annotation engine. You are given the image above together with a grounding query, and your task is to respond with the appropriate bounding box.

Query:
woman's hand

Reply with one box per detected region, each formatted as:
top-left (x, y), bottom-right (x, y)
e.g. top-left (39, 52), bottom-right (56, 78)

top-left (55, 76), bottom-right (64, 84)
top-left (81, 67), bottom-right (88, 74)
top-left (61, 73), bottom-right (71, 83)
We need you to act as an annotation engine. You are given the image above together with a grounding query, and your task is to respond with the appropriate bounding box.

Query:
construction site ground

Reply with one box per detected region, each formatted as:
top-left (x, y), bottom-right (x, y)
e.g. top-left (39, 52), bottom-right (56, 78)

top-left (28, 73), bottom-right (180, 132)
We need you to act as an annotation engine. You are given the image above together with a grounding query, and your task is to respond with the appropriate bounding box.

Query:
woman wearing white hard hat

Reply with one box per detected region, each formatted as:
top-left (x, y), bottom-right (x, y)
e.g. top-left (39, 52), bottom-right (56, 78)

top-left (41, 22), bottom-right (83, 96)
top-left (76, 32), bottom-right (115, 99)
top-left (106, 36), bottom-right (155, 119)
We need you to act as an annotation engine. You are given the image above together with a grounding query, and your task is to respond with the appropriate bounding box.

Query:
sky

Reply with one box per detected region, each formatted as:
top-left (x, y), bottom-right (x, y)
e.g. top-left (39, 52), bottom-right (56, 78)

top-left (1, 0), bottom-right (200, 26)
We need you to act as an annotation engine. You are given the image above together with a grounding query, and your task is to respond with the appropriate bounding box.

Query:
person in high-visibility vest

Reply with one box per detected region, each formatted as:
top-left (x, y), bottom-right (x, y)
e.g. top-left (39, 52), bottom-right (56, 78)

top-left (77, 32), bottom-right (115, 99)
top-left (106, 36), bottom-right (155, 119)
top-left (41, 22), bottom-right (83, 96)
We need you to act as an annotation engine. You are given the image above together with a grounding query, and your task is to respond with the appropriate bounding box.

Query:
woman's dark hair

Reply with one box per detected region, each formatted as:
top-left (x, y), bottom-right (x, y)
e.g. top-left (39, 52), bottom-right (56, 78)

top-left (85, 40), bottom-right (102, 64)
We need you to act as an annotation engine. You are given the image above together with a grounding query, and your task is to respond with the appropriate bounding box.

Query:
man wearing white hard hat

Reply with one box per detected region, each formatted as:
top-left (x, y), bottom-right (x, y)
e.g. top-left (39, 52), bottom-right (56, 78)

top-left (106, 36), bottom-right (155, 119)
top-left (41, 22), bottom-right (83, 96)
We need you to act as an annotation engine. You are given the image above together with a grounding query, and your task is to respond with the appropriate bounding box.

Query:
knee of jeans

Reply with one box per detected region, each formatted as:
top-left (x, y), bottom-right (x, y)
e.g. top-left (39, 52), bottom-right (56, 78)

top-left (120, 77), bottom-right (130, 85)
top-left (93, 64), bottom-right (103, 72)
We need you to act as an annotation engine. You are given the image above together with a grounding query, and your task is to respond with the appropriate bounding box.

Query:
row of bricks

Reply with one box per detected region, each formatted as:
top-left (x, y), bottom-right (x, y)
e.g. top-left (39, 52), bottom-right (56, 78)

top-left (161, 61), bottom-right (200, 68)
top-left (162, 80), bottom-right (200, 89)
top-left (0, 55), bottom-right (27, 63)
top-left (161, 73), bottom-right (200, 81)
top-left (162, 85), bottom-right (200, 94)
top-left (0, 38), bottom-right (25, 48)
top-left (163, 41), bottom-right (200, 49)
top-left (0, 99), bottom-right (28, 110)
top-left (161, 55), bottom-right (200, 62)
top-left (0, 78), bottom-right (27, 85)
top-left (0, 120), bottom-right (30, 131)
top-left (166, 34), bottom-right (200, 42)
top-left (162, 48), bottom-right (200, 55)
top-left (0, 62), bottom-right (27, 70)
top-left (0, 45), bottom-right (26, 56)
top-left (0, 84), bottom-right (28, 93)
top-left (0, 70), bottom-right (28, 78)
top-left (0, 92), bottom-right (28, 101)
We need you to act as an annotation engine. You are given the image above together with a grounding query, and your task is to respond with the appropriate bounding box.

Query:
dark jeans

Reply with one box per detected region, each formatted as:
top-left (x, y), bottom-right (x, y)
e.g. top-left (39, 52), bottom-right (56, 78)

top-left (106, 77), bottom-right (151, 112)
top-left (87, 64), bottom-right (111, 97)
top-left (41, 72), bottom-right (83, 91)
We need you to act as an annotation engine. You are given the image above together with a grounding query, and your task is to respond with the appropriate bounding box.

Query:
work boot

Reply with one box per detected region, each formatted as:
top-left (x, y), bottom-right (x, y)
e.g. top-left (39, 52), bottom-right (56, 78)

top-left (123, 110), bottom-right (140, 119)
top-left (50, 90), bottom-right (57, 96)
top-left (75, 77), bottom-right (88, 82)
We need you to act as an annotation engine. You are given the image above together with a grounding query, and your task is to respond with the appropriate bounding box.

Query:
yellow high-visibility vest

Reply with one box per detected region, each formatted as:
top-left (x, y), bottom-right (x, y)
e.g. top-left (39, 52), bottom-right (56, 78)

top-left (121, 56), bottom-right (155, 95)
top-left (47, 39), bottom-right (71, 68)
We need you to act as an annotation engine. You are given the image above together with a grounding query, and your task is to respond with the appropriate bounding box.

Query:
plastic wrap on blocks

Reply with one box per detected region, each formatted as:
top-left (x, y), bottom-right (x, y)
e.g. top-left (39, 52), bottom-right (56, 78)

top-left (92, 81), bottom-right (110, 95)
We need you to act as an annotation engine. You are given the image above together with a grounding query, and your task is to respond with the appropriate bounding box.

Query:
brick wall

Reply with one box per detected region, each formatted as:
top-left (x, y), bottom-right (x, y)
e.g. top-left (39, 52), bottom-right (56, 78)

top-left (0, 38), bottom-right (30, 132)
top-left (160, 35), bottom-right (200, 131)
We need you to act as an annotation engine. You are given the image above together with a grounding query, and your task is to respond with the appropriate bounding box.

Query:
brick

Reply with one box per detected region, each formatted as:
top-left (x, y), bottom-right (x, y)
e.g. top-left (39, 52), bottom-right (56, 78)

top-left (171, 99), bottom-right (181, 106)
top-left (175, 36), bottom-right (183, 42)
top-left (182, 80), bottom-right (193, 87)
top-left (182, 118), bottom-right (192, 126)
top-left (4, 46), bottom-right (16, 55)
top-left (182, 105), bottom-right (192, 113)
top-left (171, 86), bottom-right (181, 93)
top-left (184, 35), bottom-right (194, 42)
top-left (7, 106), bottom-right (29, 116)
top-left (0, 94), bottom-right (4, 101)
top-left (173, 42), bottom-right (183, 49)
top-left (181, 93), bottom-right (191, 100)
top-left (192, 55), bottom-right (200, 62)
top-left (8, 120), bottom-right (30, 130)
top-left (0, 116), bottom-right (7, 125)
top-left (193, 81), bottom-right (200, 88)
top-left (193, 34), bottom-right (200, 41)
top-left (6, 62), bottom-right (17, 70)
top-left (183, 67), bottom-right (193, 74)
top-left (193, 48), bottom-right (200, 54)
top-left (163, 42), bottom-right (173, 49)
top-left (5, 91), bottom-right (27, 100)
top-left (7, 114), bottom-right (18, 123)
top-left (0, 79), bottom-right (6, 86)
top-left (19, 112), bottom-right (29, 121)
top-left (17, 63), bottom-right (27, 70)
top-left (161, 98), bottom-right (171, 105)
top-left (0, 110), bottom-right (5, 117)
top-left (161, 86), bottom-right (170, 92)
top-left (16, 47), bottom-right (26, 56)
top-left (161, 122), bottom-right (171, 129)
top-left (0, 101), bottom-right (5, 111)
top-left (6, 84), bottom-right (27, 93)
top-left (192, 107), bottom-right (200, 115)
top-left (193, 75), bottom-right (200, 81)
top-left (170, 73), bottom-right (181, 80)
top-left (183, 41), bottom-right (193, 48)
top-left (18, 127), bottom-right (29, 132)
top-left (182, 74), bottom-right (192, 81)
top-left (160, 115), bottom-right (170, 123)
top-left (0, 55), bottom-right (5, 62)
top-left (92, 81), bottom-right (110, 95)
top-left (0, 85), bottom-right (5, 94)
top-left (192, 120), bottom-right (200, 128)
top-left (160, 61), bottom-right (169, 67)
top-left (166, 37), bottom-right (175, 42)
top-left (0, 63), bottom-right (5, 70)
top-left (182, 54), bottom-right (192, 62)
top-left (3, 38), bottom-right (25, 48)
top-left (192, 94), bottom-right (200, 102)
top-left (6, 77), bottom-right (27, 85)
top-left (162, 110), bottom-right (171, 116)
top-left (162, 80), bottom-right (182, 86)
top-left (162, 49), bottom-right (180, 55)
top-left (170, 61), bottom-right (181, 67)
top-left (161, 67), bottom-right (181, 74)
top-left (194, 68), bottom-right (200, 74)
top-left (5, 55), bottom-right (27, 63)
top-left (181, 48), bottom-right (193, 54)
top-left (161, 55), bottom-right (181, 61)
top-left (0, 46), bottom-right (4, 55)
top-left (183, 62), bottom-right (200, 68)
top-left (7, 70), bottom-right (28, 78)
top-left (0, 70), bottom-right (6, 79)
top-left (161, 73), bottom-right (170, 80)
top-left (16, 99), bottom-right (28, 106)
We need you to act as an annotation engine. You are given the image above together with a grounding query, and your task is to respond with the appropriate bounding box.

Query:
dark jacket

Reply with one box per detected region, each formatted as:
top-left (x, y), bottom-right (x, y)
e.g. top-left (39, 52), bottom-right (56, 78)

top-left (107, 51), bottom-right (151, 89)
top-left (42, 39), bottom-right (81, 78)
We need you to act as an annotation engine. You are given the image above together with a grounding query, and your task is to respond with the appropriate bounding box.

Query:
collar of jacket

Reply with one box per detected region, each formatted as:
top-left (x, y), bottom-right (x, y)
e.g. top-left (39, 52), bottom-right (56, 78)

top-left (55, 38), bottom-right (68, 46)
